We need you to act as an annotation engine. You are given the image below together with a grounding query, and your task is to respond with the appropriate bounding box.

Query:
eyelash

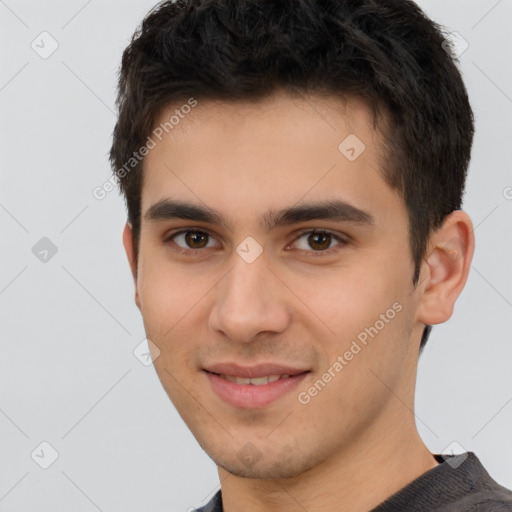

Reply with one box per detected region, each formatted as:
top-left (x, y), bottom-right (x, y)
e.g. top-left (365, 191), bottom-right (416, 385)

top-left (164, 228), bottom-right (348, 258)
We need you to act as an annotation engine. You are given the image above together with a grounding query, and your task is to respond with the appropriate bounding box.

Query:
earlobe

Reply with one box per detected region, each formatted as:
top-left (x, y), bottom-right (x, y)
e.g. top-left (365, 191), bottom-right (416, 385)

top-left (416, 211), bottom-right (475, 326)
top-left (122, 222), bottom-right (141, 309)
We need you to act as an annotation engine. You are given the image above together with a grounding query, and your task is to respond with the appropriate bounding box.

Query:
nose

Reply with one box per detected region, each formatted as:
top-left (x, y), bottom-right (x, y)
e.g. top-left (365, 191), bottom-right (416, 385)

top-left (208, 249), bottom-right (291, 343)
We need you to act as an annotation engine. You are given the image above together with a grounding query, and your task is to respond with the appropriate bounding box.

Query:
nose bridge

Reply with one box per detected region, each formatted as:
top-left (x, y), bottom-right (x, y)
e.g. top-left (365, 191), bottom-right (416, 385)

top-left (209, 248), bottom-right (289, 342)
top-left (222, 249), bottom-right (270, 313)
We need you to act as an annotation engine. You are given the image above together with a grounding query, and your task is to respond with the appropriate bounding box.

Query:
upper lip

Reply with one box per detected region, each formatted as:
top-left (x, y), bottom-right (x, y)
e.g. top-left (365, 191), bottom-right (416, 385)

top-left (204, 362), bottom-right (310, 379)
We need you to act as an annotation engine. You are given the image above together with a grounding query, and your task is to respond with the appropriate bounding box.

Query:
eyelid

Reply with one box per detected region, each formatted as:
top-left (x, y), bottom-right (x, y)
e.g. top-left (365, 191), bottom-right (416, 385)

top-left (291, 227), bottom-right (349, 241)
top-left (164, 227), bottom-right (349, 255)
top-left (286, 228), bottom-right (348, 254)
top-left (164, 226), bottom-right (216, 240)
top-left (164, 227), bottom-right (221, 249)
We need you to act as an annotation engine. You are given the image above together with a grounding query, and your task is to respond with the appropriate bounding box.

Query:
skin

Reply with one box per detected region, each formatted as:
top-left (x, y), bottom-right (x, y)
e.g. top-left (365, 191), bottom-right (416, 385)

top-left (123, 91), bottom-right (475, 512)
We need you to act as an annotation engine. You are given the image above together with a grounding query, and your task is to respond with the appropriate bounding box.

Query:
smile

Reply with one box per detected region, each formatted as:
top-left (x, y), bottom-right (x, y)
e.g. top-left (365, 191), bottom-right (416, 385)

top-left (218, 374), bottom-right (291, 385)
top-left (204, 366), bottom-right (310, 408)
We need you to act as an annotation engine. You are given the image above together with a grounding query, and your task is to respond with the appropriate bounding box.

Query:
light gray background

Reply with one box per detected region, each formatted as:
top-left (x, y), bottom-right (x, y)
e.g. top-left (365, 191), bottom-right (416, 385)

top-left (0, 0), bottom-right (511, 510)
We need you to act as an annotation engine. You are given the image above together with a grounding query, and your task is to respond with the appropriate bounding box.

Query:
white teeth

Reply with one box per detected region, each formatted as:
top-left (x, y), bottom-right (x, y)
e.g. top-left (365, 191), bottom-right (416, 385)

top-left (220, 374), bottom-right (287, 385)
top-left (223, 375), bottom-right (250, 384)
top-left (249, 376), bottom-right (271, 385)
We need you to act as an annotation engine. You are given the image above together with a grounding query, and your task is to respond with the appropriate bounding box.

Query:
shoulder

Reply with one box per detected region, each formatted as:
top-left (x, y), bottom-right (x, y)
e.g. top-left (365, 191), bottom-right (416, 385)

top-left (467, 490), bottom-right (512, 512)
top-left (191, 491), bottom-right (223, 512)
top-left (436, 470), bottom-right (512, 512)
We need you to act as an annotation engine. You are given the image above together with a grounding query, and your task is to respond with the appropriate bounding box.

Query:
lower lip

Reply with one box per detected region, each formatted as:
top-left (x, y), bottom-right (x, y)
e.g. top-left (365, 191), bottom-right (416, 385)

top-left (205, 371), bottom-right (309, 408)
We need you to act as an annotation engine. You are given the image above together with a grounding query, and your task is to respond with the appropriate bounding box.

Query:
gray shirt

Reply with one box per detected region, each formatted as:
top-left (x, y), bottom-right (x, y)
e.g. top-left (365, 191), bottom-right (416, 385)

top-left (193, 452), bottom-right (512, 511)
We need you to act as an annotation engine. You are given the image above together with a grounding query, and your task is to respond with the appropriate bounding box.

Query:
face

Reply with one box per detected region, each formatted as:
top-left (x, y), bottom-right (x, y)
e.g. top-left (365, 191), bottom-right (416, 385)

top-left (128, 92), bottom-right (426, 479)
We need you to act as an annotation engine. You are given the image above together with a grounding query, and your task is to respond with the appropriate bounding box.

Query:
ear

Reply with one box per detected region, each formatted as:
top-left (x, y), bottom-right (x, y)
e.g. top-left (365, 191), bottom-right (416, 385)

top-left (122, 222), bottom-right (141, 309)
top-left (416, 210), bottom-right (475, 326)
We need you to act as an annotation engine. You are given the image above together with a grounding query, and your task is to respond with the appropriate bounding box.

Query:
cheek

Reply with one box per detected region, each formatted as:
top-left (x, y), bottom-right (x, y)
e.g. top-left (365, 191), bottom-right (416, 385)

top-left (298, 305), bottom-right (412, 438)
top-left (136, 247), bottom-right (215, 371)
top-left (293, 261), bottom-right (405, 343)
top-left (137, 248), bottom-right (201, 332)
top-left (297, 256), bottom-right (413, 390)
top-left (138, 263), bottom-right (201, 403)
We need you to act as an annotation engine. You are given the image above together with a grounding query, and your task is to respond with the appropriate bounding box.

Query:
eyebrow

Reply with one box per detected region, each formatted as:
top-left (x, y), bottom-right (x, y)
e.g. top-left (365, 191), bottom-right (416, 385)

top-left (144, 198), bottom-right (374, 230)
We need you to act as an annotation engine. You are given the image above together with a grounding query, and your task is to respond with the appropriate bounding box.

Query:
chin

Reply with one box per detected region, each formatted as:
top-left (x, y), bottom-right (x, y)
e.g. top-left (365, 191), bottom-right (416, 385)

top-left (209, 445), bottom-right (319, 480)
top-left (218, 461), bottom-right (308, 480)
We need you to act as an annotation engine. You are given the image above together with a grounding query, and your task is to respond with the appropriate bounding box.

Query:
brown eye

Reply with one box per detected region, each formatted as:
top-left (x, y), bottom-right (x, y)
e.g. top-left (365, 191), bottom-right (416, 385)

top-left (169, 230), bottom-right (218, 252)
top-left (307, 232), bottom-right (332, 250)
top-left (290, 229), bottom-right (347, 254)
top-left (184, 231), bottom-right (209, 248)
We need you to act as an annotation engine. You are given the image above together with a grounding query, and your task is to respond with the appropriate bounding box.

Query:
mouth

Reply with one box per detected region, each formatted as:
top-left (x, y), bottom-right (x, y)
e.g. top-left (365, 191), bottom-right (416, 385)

top-left (213, 373), bottom-right (293, 385)
top-left (203, 363), bottom-right (310, 408)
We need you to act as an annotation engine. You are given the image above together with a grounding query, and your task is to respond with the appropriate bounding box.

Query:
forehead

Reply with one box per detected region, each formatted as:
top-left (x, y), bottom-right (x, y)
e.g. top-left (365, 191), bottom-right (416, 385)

top-left (150, 91), bottom-right (382, 150)
top-left (141, 92), bottom-right (402, 228)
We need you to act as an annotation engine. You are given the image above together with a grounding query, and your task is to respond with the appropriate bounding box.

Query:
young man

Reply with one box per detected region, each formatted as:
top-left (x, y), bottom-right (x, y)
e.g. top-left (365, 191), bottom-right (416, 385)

top-left (110, 0), bottom-right (512, 510)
